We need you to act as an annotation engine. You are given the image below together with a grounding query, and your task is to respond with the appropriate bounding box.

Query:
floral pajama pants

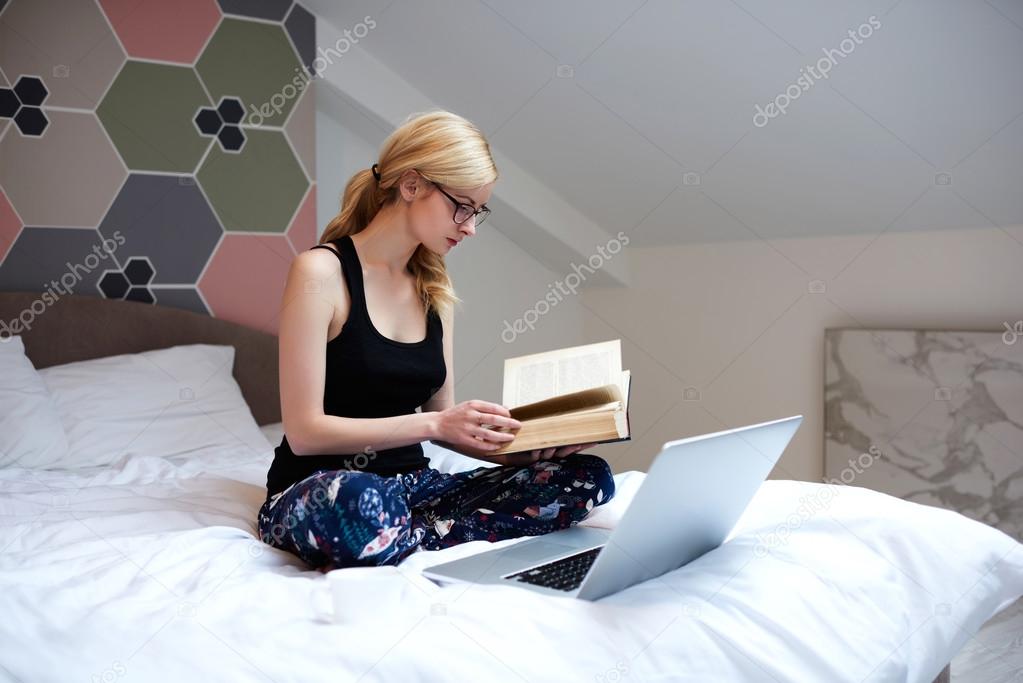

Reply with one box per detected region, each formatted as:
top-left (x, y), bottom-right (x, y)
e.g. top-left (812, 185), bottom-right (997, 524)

top-left (256, 452), bottom-right (616, 570)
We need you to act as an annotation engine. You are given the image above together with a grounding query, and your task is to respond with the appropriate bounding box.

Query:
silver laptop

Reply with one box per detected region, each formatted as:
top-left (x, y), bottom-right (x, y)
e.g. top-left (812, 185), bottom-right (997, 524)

top-left (423, 415), bottom-right (803, 600)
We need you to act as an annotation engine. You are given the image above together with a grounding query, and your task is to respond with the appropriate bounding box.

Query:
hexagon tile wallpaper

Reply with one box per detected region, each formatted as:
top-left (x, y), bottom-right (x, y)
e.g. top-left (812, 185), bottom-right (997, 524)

top-left (0, 0), bottom-right (320, 335)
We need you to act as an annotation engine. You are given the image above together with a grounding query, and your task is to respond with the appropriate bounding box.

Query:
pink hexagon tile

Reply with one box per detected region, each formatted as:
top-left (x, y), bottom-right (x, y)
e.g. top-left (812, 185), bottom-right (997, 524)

top-left (286, 184), bottom-right (317, 253)
top-left (198, 233), bottom-right (296, 335)
top-left (98, 0), bottom-right (221, 65)
top-left (0, 189), bottom-right (23, 265)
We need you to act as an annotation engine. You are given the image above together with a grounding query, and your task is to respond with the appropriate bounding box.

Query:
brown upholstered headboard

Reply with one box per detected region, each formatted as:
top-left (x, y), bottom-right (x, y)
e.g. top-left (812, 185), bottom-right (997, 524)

top-left (0, 292), bottom-right (281, 425)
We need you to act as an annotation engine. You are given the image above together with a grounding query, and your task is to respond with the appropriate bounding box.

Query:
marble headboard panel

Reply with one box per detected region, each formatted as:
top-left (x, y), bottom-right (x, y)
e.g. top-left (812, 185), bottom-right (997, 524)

top-left (824, 328), bottom-right (1023, 541)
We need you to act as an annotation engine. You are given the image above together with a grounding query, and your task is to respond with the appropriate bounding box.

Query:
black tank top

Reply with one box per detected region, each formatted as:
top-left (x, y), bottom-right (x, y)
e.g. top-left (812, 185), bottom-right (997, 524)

top-left (264, 234), bottom-right (446, 498)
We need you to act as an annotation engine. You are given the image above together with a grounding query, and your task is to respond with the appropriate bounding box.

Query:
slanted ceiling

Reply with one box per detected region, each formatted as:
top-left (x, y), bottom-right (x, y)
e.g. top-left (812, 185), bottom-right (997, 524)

top-left (308, 0), bottom-right (1023, 268)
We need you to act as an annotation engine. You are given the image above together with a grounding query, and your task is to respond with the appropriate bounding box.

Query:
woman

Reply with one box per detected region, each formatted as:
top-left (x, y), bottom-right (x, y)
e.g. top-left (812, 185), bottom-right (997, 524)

top-left (258, 110), bottom-right (616, 571)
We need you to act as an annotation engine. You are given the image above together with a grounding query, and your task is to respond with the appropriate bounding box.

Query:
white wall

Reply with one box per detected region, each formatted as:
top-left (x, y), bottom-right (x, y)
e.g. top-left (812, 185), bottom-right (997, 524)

top-left (580, 224), bottom-right (1023, 481)
top-left (314, 79), bottom-right (379, 241)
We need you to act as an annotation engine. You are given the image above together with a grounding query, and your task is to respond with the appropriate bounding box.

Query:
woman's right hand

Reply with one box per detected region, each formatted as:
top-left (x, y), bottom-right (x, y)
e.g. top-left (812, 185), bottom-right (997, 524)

top-left (433, 400), bottom-right (522, 452)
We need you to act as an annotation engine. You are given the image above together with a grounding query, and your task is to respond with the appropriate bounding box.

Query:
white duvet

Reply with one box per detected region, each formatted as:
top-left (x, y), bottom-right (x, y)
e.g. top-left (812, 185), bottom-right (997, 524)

top-left (0, 436), bottom-right (1020, 683)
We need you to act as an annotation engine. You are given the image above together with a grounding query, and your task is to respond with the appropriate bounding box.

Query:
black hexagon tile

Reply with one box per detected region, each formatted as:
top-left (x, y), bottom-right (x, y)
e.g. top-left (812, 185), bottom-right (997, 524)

top-left (1, 75), bottom-right (51, 136)
top-left (124, 256), bottom-right (155, 285)
top-left (14, 107), bottom-right (48, 136)
top-left (13, 76), bottom-right (48, 106)
top-left (217, 97), bottom-right (244, 125)
top-left (125, 286), bottom-right (155, 304)
top-left (217, 125), bottom-right (245, 152)
top-left (193, 96), bottom-right (247, 152)
top-left (97, 256), bottom-right (158, 304)
top-left (0, 89), bottom-right (18, 118)
top-left (98, 270), bottom-right (130, 299)
top-left (194, 107), bottom-right (222, 136)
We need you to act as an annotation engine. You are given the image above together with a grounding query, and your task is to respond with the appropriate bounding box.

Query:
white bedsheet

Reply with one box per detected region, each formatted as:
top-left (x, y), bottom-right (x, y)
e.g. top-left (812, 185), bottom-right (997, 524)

top-left (1, 438), bottom-right (1020, 683)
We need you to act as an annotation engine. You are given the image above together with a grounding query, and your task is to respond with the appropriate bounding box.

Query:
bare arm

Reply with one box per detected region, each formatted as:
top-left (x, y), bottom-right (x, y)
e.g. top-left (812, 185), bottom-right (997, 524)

top-left (278, 248), bottom-right (438, 456)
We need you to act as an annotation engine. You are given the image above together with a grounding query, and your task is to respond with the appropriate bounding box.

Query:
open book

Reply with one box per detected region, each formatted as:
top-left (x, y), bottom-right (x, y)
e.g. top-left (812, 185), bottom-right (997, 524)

top-left (486, 339), bottom-right (631, 455)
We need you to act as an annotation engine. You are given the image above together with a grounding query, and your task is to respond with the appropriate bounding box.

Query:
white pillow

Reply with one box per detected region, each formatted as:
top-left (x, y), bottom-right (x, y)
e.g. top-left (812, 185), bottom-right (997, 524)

top-left (0, 335), bottom-right (70, 468)
top-left (259, 421), bottom-right (285, 447)
top-left (423, 439), bottom-right (499, 474)
top-left (38, 344), bottom-right (268, 468)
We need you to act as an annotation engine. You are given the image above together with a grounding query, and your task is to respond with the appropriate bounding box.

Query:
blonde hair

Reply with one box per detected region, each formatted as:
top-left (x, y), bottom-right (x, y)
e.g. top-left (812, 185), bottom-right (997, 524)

top-left (320, 110), bottom-right (498, 319)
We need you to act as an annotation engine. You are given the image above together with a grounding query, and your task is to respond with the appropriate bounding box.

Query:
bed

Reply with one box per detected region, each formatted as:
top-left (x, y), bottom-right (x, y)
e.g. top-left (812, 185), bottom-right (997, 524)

top-left (1, 292), bottom-right (1020, 683)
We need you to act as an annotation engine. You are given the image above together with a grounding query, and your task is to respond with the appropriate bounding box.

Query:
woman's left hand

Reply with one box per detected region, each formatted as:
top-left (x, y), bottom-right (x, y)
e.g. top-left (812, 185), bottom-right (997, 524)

top-left (455, 441), bottom-right (599, 466)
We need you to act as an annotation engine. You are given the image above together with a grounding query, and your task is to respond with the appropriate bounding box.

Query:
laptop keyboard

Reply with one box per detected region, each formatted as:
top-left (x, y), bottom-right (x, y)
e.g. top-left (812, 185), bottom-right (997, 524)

top-left (506, 546), bottom-right (604, 592)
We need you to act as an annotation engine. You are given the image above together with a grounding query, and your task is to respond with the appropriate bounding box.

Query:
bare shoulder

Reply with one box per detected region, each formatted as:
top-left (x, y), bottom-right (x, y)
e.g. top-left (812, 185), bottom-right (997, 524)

top-left (285, 245), bottom-right (350, 334)
top-left (293, 242), bottom-right (340, 274)
top-left (289, 243), bottom-right (346, 288)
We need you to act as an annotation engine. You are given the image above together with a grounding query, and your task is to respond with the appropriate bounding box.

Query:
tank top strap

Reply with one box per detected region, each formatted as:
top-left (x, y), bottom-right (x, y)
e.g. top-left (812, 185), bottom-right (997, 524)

top-left (334, 235), bottom-right (369, 317)
top-left (308, 236), bottom-right (368, 322)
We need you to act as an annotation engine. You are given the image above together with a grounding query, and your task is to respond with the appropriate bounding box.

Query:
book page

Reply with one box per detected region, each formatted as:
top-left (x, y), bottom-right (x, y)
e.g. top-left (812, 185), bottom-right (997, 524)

top-left (502, 339), bottom-right (621, 408)
top-left (507, 385), bottom-right (623, 422)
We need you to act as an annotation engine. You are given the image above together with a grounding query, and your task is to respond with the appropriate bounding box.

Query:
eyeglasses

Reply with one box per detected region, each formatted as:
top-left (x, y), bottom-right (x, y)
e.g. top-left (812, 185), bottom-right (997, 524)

top-left (418, 172), bottom-right (490, 226)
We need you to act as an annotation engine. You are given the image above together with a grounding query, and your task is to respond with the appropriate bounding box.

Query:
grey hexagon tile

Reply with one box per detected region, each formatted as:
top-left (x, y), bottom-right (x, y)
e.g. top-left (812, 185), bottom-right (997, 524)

top-left (0, 227), bottom-right (114, 296)
top-left (0, 111), bottom-right (126, 227)
top-left (0, 0), bottom-right (125, 109)
top-left (0, 70), bottom-right (9, 137)
top-left (149, 286), bottom-right (210, 315)
top-left (284, 3), bottom-right (316, 76)
top-left (217, 0), bottom-right (292, 21)
top-left (98, 174), bottom-right (223, 284)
